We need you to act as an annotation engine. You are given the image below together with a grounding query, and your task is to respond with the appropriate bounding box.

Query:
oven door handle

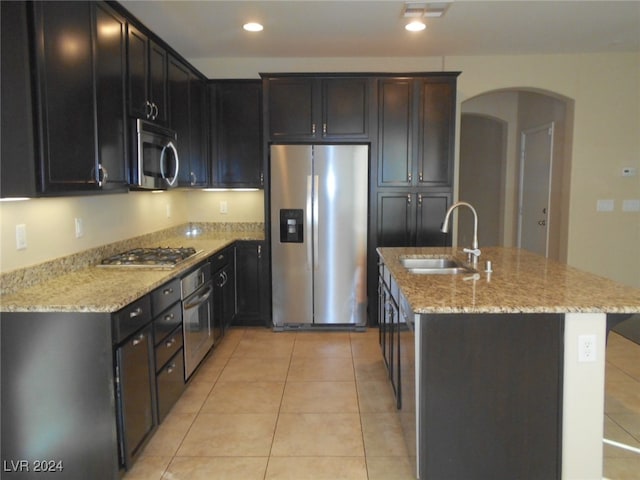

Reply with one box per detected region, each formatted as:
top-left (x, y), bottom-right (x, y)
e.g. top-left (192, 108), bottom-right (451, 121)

top-left (183, 285), bottom-right (213, 310)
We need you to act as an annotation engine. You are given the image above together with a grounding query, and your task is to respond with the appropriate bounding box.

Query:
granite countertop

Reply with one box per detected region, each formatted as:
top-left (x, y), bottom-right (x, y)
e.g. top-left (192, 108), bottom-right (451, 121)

top-left (378, 246), bottom-right (640, 315)
top-left (1, 230), bottom-right (264, 313)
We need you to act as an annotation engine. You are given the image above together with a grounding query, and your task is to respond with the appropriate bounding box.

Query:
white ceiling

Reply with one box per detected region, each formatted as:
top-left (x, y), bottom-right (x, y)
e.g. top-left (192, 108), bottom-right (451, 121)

top-left (119, 0), bottom-right (640, 60)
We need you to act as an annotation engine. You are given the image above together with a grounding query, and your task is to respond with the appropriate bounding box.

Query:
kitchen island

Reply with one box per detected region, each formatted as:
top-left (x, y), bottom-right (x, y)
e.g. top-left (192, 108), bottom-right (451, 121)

top-left (377, 246), bottom-right (640, 480)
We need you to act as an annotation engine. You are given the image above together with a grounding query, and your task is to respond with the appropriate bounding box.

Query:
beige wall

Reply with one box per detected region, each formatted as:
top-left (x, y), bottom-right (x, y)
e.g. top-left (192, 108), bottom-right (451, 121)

top-left (2, 52), bottom-right (638, 287)
top-left (0, 190), bottom-right (264, 273)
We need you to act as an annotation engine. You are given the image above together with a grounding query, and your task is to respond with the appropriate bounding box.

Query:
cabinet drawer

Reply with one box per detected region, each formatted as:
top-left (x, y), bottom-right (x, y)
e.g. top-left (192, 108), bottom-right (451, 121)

top-left (210, 247), bottom-right (233, 272)
top-left (155, 326), bottom-right (183, 371)
top-left (153, 302), bottom-right (182, 344)
top-left (151, 278), bottom-right (181, 316)
top-left (112, 295), bottom-right (152, 344)
top-left (156, 348), bottom-right (185, 422)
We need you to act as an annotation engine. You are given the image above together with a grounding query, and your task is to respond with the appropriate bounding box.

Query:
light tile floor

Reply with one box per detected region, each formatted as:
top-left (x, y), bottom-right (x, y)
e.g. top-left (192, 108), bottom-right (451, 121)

top-left (123, 328), bottom-right (640, 480)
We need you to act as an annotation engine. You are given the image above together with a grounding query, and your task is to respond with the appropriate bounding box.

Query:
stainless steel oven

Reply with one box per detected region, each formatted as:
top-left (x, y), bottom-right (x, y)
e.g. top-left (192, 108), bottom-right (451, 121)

top-left (131, 118), bottom-right (179, 189)
top-left (181, 262), bottom-right (214, 379)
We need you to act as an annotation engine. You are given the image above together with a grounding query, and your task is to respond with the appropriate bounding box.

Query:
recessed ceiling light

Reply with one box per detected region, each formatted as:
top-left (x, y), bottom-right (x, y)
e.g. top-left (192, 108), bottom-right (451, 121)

top-left (243, 22), bottom-right (263, 32)
top-left (405, 21), bottom-right (426, 32)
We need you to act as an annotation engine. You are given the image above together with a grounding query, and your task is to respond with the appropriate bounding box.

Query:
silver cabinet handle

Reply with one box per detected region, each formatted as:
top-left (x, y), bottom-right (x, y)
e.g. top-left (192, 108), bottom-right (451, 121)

top-left (419, 172), bottom-right (423, 182)
top-left (97, 163), bottom-right (108, 187)
top-left (163, 287), bottom-right (174, 296)
top-left (145, 100), bottom-right (152, 119)
top-left (418, 194), bottom-right (423, 206)
top-left (260, 172), bottom-right (264, 186)
top-left (311, 123), bottom-right (316, 135)
top-left (164, 312), bottom-right (175, 322)
top-left (408, 172), bottom-right (412, 183)
top-left (129, 307), bottom-right (143, 318)
top-left (407, 194), bottom-right (412, 205)
top-left (166, 362), bottom-right (176, 374)
top-left (190, 172), bottom-right (197, 185)
top-left (151, 102), bottom-right (159, 120)
top-left (322, 123), bottom-right (327, 135)
top-left (257, 244), bottom-right (262, 259)
top-left (131, 332), bottom-right (145, 346)
top-left (165, 337), bottom-right (176, 348)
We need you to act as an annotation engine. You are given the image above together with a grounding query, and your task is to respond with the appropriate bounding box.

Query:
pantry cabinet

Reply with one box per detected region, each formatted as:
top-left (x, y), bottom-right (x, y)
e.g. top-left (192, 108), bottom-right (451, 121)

top-left (209, 80), bottom-right (263, 188)
top-left (263, 75), bottom-right (372, 141)
top-left (377, 191), bottom-right (451, 247)
top-left (377, 76), bottom-right (456, 188)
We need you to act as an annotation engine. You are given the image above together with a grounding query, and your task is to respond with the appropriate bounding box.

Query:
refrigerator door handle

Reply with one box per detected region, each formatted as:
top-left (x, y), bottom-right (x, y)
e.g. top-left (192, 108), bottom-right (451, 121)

top-left (313, 175), bottom-right (320, 269)
top-left (313, 174), bottom-right (319, 269)
top-left (306, 175), bottom-right (313, 270)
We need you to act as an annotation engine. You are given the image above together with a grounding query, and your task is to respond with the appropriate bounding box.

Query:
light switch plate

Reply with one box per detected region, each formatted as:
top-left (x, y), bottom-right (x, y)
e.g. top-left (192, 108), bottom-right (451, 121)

top-left (16, 224), bottom-right (27, 250)
top-left (596, 199), bottom-right (614, 212)
top-left (75, 217), bottom-right (84, 238)
top-left (622, 199), bottom-right (640, 212)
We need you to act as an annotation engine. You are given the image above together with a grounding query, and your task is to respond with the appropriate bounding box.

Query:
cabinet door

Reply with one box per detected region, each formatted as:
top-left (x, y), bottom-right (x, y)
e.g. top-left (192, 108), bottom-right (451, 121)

top-left (189, 75), bottom-right (208, 187)
top-left (417, 78), bottom-right (456, 187)
top-left (222, 263), bottom-right (236, 329)
top-left (266, 77), bottom-right (317, 140)
top-left (322, 78), bottom-right (370, 139)
top-left (0, 1), bottom-right (37, 197)
top-left (211, 81), bottom-right (263, 188)
top-left (377, 192), bottom-right (415, 247)
top-left (378, 78), bottom-right (413, 187)
top-left (127, 24), bottom-right (149, 119)
top-left (168, 56), bottom-right (191, 184)
top-left (149, 40), bottom-right (168, 124)
top-left (94, 2), bottom-right (128, 189)
top-left (235, 241), bottom-right (270, 326)
top-left (415, 192), bottom-right (451, 246)
top-left (115, 324), bottom-right (156, 469)
top-left (33, 1), bottom-right (97, 193)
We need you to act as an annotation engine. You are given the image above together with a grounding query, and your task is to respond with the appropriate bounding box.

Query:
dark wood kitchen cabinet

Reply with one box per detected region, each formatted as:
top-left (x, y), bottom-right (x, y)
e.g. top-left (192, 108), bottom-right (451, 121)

top-left (263, 75), bottom-right (372, 141)
top-left (209, 80), bottom-right (264, 188)
top-left (27, 1), bottom-right (129, 194)
top-left (377, 191), bottom-right (451, 247)
top-left (377, 75), bottom-right (456, 188)
top-left (1, 1), bottom-right (37, 197)
top-left (211, 246), bottom-right (236, 337)
top-left (168, 55), bottom-right (208, 187)
top-left (234, 241), bottom-right (271, 327)
top-left (127, 24), bottom-right (168, 124)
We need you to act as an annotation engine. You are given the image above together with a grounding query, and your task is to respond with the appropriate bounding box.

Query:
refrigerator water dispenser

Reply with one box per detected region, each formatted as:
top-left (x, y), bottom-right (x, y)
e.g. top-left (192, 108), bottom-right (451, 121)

top-left (280, 209), bottom-right (304, 243)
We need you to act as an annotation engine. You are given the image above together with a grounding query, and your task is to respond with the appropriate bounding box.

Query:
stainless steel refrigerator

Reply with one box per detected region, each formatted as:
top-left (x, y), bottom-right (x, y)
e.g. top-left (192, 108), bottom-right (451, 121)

top-left (270, 144), bottom-right (369, 328)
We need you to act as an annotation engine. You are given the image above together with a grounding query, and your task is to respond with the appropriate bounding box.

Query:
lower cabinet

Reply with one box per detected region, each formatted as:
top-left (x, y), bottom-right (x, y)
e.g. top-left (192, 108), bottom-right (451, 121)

top-left (234, 241), bottom-right (271, 327)
top-left (378, 262), bottom-right (401, 409)
top-left (156, 347), bottom-right (185, 422)
top-left (112, 296), bottom-right (156, 471)
top-left (211, 246), bottom-right (236, 337)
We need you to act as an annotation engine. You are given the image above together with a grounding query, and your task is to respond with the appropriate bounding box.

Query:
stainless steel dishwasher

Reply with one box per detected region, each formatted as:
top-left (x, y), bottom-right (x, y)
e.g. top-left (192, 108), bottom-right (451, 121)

top-left (181, 262), bottom-right (213, 379)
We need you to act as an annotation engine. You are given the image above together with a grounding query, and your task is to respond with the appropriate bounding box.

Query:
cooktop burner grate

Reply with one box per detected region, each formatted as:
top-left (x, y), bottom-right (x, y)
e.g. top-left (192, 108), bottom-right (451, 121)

top-left (99, 247), bottom-right (199, 267)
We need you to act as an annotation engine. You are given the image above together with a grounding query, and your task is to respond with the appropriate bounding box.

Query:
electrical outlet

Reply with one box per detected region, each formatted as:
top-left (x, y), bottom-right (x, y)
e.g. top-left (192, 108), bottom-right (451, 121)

top-left (578, 334), bottom-right (597, 363)
top-left (16, 224), bottom-right (27, 250)
top-left (220, 200), bottom-right (228, 214)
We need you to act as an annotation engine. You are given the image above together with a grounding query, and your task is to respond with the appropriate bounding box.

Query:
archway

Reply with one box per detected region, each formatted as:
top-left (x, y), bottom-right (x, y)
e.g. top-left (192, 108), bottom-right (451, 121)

top-left (459, 89), bottom-right (574, 261)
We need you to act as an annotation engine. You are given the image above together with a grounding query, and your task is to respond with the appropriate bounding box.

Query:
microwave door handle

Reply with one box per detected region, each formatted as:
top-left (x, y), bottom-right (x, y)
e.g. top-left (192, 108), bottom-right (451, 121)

top-left (159, 141), bottom-right (180, 187)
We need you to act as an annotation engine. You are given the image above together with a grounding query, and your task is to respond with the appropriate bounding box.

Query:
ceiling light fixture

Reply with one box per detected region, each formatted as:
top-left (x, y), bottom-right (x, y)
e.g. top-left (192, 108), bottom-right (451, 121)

top-left (243, 22), bottom-right (263, 32)
top-left (405, 21), bottom-right (426, 32)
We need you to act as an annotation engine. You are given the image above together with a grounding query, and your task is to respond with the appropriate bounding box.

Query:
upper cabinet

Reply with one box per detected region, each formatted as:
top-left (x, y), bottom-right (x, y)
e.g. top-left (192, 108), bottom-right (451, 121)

top-left (209, 80), bottom-right (263, 188)
top-left (5, 1), bottom-right (129, 196)
top-left (168, 55), bottom-right (208, 187)
top-left (127, 25), bottom-right (168, 125)
top-left (378, 75), bottom-right (457, 188)
top-left (263, 75), bottom-right (372, 141)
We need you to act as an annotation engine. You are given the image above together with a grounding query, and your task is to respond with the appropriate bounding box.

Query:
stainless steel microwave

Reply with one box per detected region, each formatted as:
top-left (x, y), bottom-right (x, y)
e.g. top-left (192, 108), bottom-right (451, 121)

top-left (131, 119), bottom-right (180, 189)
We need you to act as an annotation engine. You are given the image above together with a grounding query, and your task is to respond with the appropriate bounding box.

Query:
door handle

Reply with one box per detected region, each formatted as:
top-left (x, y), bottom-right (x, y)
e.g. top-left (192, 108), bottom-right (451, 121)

top-left (538, 220), bottom-right (546, 226)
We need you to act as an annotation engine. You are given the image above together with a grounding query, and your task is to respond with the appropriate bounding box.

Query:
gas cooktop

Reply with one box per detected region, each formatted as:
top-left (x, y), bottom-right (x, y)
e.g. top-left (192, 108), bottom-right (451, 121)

top-left (99, 247), bottom-right (200, 268)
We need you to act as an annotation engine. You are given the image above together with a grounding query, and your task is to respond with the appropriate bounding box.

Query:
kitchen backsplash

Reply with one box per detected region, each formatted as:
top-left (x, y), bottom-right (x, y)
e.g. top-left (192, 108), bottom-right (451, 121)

top-left (0, 222), bottom-right (264, 296)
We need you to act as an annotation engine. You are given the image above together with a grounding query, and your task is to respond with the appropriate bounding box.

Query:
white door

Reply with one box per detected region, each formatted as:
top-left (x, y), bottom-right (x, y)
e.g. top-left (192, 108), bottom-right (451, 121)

top-left (518, 123), bottom-right (554, 256)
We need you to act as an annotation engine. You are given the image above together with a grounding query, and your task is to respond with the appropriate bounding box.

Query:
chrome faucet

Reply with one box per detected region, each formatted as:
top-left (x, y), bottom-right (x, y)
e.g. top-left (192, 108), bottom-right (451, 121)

top-left (441, 201), bottom-right (481, 264)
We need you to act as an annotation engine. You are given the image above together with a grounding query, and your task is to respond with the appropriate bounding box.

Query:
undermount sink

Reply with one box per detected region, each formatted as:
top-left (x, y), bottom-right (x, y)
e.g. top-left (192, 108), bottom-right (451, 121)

top-left (399, 256), bottom-right (476, 275)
